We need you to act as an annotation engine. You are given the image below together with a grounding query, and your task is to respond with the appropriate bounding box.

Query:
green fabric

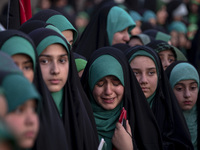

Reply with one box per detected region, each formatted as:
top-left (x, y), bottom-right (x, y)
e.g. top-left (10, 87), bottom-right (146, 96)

top-left (169, 63), bottom-right (199, 89)
top-left (147, 92), bottom-right (156, 108)
top-left (183, 105), bottom-right (198, 150)
top-left (1, 74), bottom-right (41, 112)
top-left (168, 21), bottom-right (187, 34)
top-left (0, 36), bottom-right (36, 71)
top-left (0, 121), bottom-right (17, 149)
top-left (143, 10), bottom-right (156, 22)
top-left (88, 55), bottom-right (124, 91)
top-left (36, 35), bottom-right (69, 55)
top-left (173, 46), bottom-right (187, 61)
top-left (51, 89), bottom-right (63, 117)
top-left (129, 10), bottom-right (142, 22)
top-left (46, 25), bottom-right (66, 38)
top-left (47, 15), bottom-right (78, 43)
top-left (91, 99), bottom-right (123, 150)
top-left (0, 87), bottom-right (4, 95)
top-left (135, 34), bottom-right (151, 45)
top-left (155, 32), bottom-right (171, 42)
top-left (107, 6), bottom-right (135, 45)
top-left (75, 58), bottom-right (87, 72)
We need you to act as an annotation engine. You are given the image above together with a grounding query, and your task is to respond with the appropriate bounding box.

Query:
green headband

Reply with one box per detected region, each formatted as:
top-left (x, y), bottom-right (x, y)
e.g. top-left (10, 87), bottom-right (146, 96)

top-left (1, 36), bottom-right (36, 71)
top-left (169, 63), bottom-right (199, 89)
top-left (89, 55), bottom-right (124, 91)
top-left (36, 35), bottom-right (69, 56)
top-left (2, 74), bottom-right (41, 112)
top-left (47, 15), bottom-right (78, 43)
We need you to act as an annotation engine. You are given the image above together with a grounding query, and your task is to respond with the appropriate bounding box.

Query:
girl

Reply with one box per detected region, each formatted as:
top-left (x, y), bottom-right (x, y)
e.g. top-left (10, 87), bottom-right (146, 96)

top-left (165, 61), bottom-right (200, 150)
top-left (81, 46), bottom-right (163, 150)
top-left (125, 45), bottom-right (193, 149)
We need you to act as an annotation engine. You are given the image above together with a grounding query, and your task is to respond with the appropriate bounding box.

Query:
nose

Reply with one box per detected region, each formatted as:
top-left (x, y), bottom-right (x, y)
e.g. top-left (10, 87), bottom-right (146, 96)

top-left (123, 31), bottom-right (130, 42)
top-left (184, 88), bottom-right (191, 98)
top-left (25, 109), bottom-right (38, 126)
top-left (50, 61), bottom-right (60, 75)
top-left (139, 74), bottom-right (148, 84)
top-left (162, 59), bottom-right (170, 70)
top-left (104, 83), bottom-right (113, 95)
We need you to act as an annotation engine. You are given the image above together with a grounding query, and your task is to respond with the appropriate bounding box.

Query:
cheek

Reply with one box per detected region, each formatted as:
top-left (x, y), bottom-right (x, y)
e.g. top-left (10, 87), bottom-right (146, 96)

top-left (5, 116), bottom-right (23, 135)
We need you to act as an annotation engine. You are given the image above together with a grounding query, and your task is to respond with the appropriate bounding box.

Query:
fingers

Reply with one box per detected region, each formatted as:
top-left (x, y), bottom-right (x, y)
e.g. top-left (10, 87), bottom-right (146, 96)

top-left (126, 120), bottom-right (132, 136)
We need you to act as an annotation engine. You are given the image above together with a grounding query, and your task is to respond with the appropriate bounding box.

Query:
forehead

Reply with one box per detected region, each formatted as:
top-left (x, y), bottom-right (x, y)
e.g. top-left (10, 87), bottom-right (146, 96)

top-left (131, 55), bottom-right (155, 66)
top-left (41, 43), bottom-right (68, 55)
top-left (177, 79), bottom-right (197, 85)
top-left (159, 50), bottom-right (175, 56)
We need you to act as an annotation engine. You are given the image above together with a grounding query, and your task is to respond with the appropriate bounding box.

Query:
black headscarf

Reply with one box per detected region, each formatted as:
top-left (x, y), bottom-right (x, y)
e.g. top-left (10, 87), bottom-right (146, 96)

top-left (81, 46), bottom-right (163, 150)
top-left (165, 60), bottom-right (200, 150)
top-left (28, 28), bottom-right (99, 150)
top-left (125, 45), bottom-right (194, 150)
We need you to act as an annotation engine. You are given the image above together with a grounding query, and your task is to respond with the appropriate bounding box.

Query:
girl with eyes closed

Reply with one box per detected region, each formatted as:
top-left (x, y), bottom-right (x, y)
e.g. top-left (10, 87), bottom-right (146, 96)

top-left (165, 61), bottom-right (200, 150)
top-left (29, 28), bottom-right (99, 150)
top-left (81, 46), bottom-right (163, 150)
top-left (125, 45), bottom-right (193, 150)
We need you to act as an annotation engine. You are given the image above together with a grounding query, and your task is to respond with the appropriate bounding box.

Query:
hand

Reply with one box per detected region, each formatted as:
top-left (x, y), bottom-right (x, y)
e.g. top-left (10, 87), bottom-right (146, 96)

top-left (112, 120), bottom-right (133, 150)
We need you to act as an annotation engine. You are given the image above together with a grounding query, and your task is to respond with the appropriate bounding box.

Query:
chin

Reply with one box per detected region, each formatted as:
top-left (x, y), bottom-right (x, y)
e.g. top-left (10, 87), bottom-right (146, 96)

top-left (19, 140), bottom-right (34, 149)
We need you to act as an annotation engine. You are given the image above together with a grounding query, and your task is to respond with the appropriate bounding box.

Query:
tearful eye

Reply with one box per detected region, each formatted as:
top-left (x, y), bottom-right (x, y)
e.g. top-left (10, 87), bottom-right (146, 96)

top-left (96, 80), bottom-right (104, 87)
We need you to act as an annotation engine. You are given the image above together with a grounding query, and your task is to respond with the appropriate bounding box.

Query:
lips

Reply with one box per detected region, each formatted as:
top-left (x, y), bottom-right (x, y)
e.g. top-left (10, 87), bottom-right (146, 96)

top-left (102, 98), bottom-right (115, 104)
top-left (141, 87), bottom-right (149, 92)
top-left (49, 79), bottom-right (61, 84)
top-left (183, 101), bottom-right (192, 105)
top-left (24, 131), bottom-right (36, 138)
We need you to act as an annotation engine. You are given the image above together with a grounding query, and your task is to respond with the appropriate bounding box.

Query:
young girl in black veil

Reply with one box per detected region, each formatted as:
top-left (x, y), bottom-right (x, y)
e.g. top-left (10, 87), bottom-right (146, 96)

top-left (81, 46), bottom-right (163, 150)
top-left (125, 45), bottom-right (193, 149)
top-left (166, 61), bottom-right (200, 150)
top-left (29, 28), bottom-right (99, 150)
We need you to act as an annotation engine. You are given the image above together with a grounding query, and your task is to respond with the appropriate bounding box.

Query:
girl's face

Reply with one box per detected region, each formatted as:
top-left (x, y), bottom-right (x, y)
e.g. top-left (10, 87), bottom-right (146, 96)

top-left (158, 50), bottom-right (175, 70)
top-left (12, 54), bottom-right (34, 82)
top-left (5, 100), bottom-right (39, 149)
top-left (92, 75), bottom-right (124, 110)
top-left (130, 56), bottom-right (158, 98)
top-left (62, 30), bottom-right (73, 45)
top-left (39, 44), bottom-right (69, 92)
top-left (173, 79), bottom-right (198, 110)
top-left (112, 28), bottom-right (130, 45)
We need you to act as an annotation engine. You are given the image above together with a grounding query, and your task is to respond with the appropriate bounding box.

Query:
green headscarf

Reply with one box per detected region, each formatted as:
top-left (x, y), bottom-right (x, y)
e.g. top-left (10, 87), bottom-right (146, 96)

top-left (143, 10), bottom-right (156, 22)
top-left (0, 121), bottom-right (17, 149)
top-left (169, 63), bottom-right (199, 89)
top-left (1, 74), bottom-right (41, 112)
top-left (155, 32), bottom-right (171, 42)
top-left (129, 50), bottom-right (158, 107)
top-left (88, 55), bottom-right (124, 149)
top-left (107, 6), bottom-right (135, 45)
top-left (168, 62), bottom-right (199, 150)
top-left (168, 21), bottom-right (187, 34)
top-left (0, 36), bottom-right (36, 72)
top-left (46, 14), bottom-right (78, 43)
top-left (36, 35), bottom-right (69, 56)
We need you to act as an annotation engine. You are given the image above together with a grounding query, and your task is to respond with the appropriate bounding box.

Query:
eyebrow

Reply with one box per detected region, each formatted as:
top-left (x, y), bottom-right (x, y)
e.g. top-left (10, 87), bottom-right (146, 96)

top-left (23, 59), bottom-right (33, 64)
top-left (132, 67), bottom-right (156, 70)
top-left (39, 54), bottom-right (68, 57)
